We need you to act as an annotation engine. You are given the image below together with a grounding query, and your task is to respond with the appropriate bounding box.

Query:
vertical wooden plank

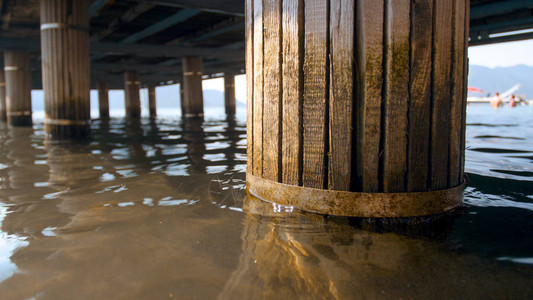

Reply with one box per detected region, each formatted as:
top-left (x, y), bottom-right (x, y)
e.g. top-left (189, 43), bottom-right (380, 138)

top-left (263, 0), bottom-right (282, 181)
top-left (124, 71), bottom-right (141, 118)
top-left (252, 0), bottom-right (264, 176)
top-left (4, 51), bottom-right (32, 126)
top-left (0, 68), bottom-right (6, 121)
top-left (329, 0), bottom-right (354, 191)
top-left (354, 0), bottom-right (383, 193)
top-left (382, 0), bottom-right (410, 192)
top-left (281, 0), bottom-right (303, 185)
top-left (148, 86), bottom-right (157, 117)
top-left (430, 0), bottom-right (453, 190)
top-left (182, 57), bottom-right (204, 118)
top-left (302, 0), bottom-right (328, 189)
top-left (449, 0), bottom-right (466, 187)
top-left (97, 80), bottom-right (110, 119)
top-left (407, 0), bottom-right (433, 192)
top-left (460, 0), bottom-right (470, 183)
top-left (246, 0), bottom-right (254, 174)
top-left (224, 73), bottom-right (236, 115)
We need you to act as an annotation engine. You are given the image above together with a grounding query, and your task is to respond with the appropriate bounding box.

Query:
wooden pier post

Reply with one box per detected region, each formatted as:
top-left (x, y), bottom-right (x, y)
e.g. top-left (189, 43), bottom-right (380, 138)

top-left (97, 81), bottom-right (110, 119)
top-left (224, 73), bottom-right (236, 115)
top-left (40, 0), bottom-right (90, 138)
top-left (148, 86), bottom-right (157, 117)
top-left (124, 71), bottom-right (141, 118)
top-left (0, 68), bottom-right (6, 122)
top-left (181, 57), bottom-right (204, 118)
top-left (3, 51), bottom-right (32, 127)
top-left (246, 0), bottom-right (470, 217)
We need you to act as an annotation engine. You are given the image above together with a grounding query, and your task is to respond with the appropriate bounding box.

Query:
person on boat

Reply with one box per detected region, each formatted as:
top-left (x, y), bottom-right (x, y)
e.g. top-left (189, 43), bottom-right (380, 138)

top-left (491, 92), bottom-right (503, 108)
top-left (509, 94), bottom-right (517, 108)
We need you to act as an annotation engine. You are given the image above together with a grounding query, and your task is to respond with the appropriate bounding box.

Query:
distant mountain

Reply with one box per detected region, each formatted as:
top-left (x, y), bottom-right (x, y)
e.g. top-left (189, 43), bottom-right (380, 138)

top-left (468, 64), bottom-right (533, 99)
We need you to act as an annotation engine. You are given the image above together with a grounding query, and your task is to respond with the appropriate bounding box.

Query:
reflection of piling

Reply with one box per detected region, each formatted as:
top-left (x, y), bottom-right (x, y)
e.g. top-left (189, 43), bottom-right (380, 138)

top-left (183, 118), bottom-right (207, 175)
top-left (245, 0), bottom-right (469, 217)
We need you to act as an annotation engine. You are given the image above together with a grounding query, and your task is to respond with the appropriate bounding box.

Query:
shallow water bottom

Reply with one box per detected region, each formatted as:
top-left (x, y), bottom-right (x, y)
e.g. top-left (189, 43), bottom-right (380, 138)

top-left (0, 105), bottom-right (531, 299)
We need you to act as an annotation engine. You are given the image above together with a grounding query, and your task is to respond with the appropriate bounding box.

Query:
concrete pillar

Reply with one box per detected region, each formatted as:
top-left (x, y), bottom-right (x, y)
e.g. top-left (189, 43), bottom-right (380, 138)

top-left (224, 73), bottom-right (236, 115)
top-left (245, 0), bottom-right (470, 217)
top-left (0, 68), bottom-right (6, 121)
top-left (148, 86), bottom-right (157, 117)
top-left (124, 71), bottom-right (141, 118)
top-left (3, 51), bottom-right (32, 127)
top-left (97, 81), bottom-right (110, 119)
top-left (40, 0), bottom-right (90, 138)
top-left (181, 57), bottom-right (204, 118)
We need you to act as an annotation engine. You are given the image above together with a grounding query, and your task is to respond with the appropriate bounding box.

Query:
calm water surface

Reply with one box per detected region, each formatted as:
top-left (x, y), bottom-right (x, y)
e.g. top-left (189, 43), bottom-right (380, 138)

top-left (0, 105), bottom-right (531, 299)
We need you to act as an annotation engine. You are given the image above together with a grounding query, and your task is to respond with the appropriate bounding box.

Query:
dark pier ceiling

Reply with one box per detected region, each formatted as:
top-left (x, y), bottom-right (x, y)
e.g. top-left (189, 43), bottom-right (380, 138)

top-left (0, 0), bottom-right (532, 90)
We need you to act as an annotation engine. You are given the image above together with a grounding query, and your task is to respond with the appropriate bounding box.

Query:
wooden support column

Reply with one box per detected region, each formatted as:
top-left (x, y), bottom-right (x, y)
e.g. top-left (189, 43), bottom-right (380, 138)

top-left (124, 71), bottom-right (141, 118)
top-left (0, 68), bottom-right (6, 122)
top-left (97, 81), bottom-right (109, 119)
top-left (181, 57), bottom-right (204, 118)
top-left (224, 73), bottom-right (236, 115)
top-left (3, 51), bottom-right (32, 127)
top-left (246, 0), bottom-right (470, 217)
top-left (41, 0), bottom-right (90, 138)
top-left (148, 86), bottom-right (157, 117)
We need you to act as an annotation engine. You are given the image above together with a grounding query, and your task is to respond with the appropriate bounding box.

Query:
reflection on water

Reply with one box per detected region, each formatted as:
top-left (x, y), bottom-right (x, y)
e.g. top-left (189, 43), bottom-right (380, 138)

top-left (0, 105), bottom-right (531, 298)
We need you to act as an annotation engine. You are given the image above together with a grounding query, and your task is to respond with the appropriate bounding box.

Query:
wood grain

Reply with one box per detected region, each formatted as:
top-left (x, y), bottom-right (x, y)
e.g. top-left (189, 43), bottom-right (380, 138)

top-left (302, 0), bottom-right (329, 189)
top-left (329, 0), bottom-right (354, 191)
top-left (449, 0), bottom-right (466, 187)
top-left (262, 0), bottom-right (282, 181)
top-left (245, 0), bottom-right (254, 174)
top-left (354, 0), bottom-right (383, 193)
top-left (382, 0), bottom-right (410, 193)
top-left (407, 0), bottom-right (433, 192)
top-left (281, 0), bottom-right (303, 185)
top-left (252, 0), bottom-right (264, 176)
top-left (430, 0), bottom-right (453, 190)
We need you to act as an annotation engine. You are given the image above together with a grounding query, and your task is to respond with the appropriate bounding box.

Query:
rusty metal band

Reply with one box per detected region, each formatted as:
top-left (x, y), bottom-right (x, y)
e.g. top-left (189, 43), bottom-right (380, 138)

top-left (4, 66), bottom-right (20, 71)
top-left (184, 72), bottom-right (203, 76)
top-left (246, 173), bottom-right (467, 218)
top-left (45, 118), bottom-right (90, 126)
top-left (7, 111), bottom-right (31, 116)
top-left (125, 81), bottom-right (140, 85)
top-left (183, 113), bottom-right (204, 118)
top-left (40, 23), bottom-right (89, 32)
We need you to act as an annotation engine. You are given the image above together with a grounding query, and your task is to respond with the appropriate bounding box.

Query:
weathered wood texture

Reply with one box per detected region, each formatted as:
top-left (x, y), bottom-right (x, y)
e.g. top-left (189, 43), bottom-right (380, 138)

top-left (247, 0), bottom-right (469, 194)
top-left (224, 73), bottom-right (236, 115)
top-left (4, 51), bottom-right (32, 126)
top-left (148, 86), bottom-right (157, 117)
top-left (41, 0), bottom-right (90, 137)
top-left (97, 81), bottom-right (109, 119)
top-left (124, 71), bottom-right (141, 118)
top-left (245, 0), bottom-right (254, 176)
top-left (0, 69), bottom-right (6, 121)
top-left (182, 56), bottom-right (204, 118)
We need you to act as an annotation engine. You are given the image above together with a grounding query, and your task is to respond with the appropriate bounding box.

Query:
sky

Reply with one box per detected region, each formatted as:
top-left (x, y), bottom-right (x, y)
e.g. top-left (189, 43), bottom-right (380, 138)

top-left (468, 39), bottom-right (533, 68)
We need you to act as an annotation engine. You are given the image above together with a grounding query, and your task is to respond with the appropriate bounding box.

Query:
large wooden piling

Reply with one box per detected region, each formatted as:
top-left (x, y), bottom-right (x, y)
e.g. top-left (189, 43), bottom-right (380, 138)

top-left (181, 57), bottom-right (204, 118)
top-left (224, 73), bottom-right (236, 115)
top-left (97, 81), bottom-right (110, 119)
top-left (246, 0), bottom-right (470, 217)
top-left (148, 86), bottom-right (157, 117)
top-left (3, 51), bottom-right (32, 127)
top-left (40, 0), bottom-right (90, 138)
top-left (124, 71), bottom-right (141, 118)
top-left (0, 68), bottom-right (6, 121)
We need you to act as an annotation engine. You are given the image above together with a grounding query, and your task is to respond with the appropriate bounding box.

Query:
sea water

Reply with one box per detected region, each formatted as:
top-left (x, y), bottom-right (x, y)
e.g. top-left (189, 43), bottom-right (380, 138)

top-left (0, 104), bottom-right (531, 299)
